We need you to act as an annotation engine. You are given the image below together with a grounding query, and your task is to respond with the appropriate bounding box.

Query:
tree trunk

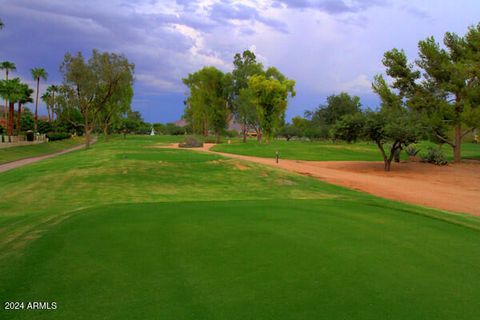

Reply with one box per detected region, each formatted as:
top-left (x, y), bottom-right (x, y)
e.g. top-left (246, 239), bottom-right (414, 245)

top-left (242, 119), bottom-right (247, 143)
top-left (8, 101), bottom-right (15, 136)
top-left (47, 105), bottom-right (51, 123)
top-left (103, 124), bottom-right (109, 142)
top-left (3, 70), bottom-right (8, 125)
top-left (85, 124), bottom-right (92, 149)
top-left (453, 123), bottom-right (462, 163)
top-left (34, 78), bottom-right (39, 132)
top-left (384, 159), bottom-right (392, 171)
top-left (394, 149), bottom-right (401, 163)
top-left (203, 119), bottom-right (208, 137)
top-left (16, 102), bottom-right (22, 135)
top-left (52, 91), bottom-right (55, 122)
top-left (216, 131), bottom-right (220, 144)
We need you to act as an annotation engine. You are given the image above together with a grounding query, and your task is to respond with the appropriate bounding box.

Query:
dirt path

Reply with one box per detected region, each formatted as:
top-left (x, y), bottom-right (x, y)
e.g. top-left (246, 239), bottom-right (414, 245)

top-left (0, 138), bottom-right (96, 174)
top-left (159, 143), bottom-right (480, 216)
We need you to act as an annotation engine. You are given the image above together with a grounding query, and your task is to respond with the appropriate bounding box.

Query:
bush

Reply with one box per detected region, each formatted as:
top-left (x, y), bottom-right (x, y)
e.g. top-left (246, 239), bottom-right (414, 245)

top-left (179, 136), bottom-right (203, 148)
top-left (164, 123), bottom-right (185, 135)
top-left (421, 147), bottom-right (448, 165)
top-left (37, 120), bottom-right (52, 134)
top-left (223, 130), bottom-right (238, 138)
top-left (47, 132), bottom-right (71, 141)
top-left (405, 144), bottom-right (420, 157)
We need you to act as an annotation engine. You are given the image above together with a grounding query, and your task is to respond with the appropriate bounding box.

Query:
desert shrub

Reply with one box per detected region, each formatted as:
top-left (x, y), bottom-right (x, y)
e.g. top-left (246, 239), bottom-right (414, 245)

top-left (47, 132), bottom-right (71, 141)
top-left (405, 144), bottom-right (420, 157)
top-left (179, 136), bottom-right (203, 148)
top-left (421, 147), bottom-right (448, 165)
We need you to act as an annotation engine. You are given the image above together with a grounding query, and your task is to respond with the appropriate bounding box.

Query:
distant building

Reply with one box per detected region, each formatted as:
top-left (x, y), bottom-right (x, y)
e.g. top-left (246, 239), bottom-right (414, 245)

top-left (174, 119), bottom-right (188, 127)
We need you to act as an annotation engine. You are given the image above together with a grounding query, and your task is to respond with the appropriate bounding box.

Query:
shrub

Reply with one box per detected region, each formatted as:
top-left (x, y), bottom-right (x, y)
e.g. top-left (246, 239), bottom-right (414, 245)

top-left (47, 132), bottom-right (71, 141)
top-left (179, 136), bottom-right (203, 148)
top-left (405, 144), bottom-right (420, 157)
top-left (421, 147), bottom-right (448, 165)
top-left (223, 130), bottom-right (238, 138)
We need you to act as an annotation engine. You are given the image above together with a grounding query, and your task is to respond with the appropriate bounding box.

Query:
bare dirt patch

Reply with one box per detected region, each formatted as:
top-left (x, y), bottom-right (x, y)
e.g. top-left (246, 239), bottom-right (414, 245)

top-left (233, 162), bottom-right (250, 171)
top-left (155, 143), bottom-right (480, 216)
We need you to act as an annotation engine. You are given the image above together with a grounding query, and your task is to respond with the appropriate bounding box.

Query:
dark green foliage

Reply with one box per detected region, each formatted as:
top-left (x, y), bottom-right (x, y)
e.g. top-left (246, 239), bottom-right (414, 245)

top-left (46, 132), bottom-right (71, 141)
top-left (404, 144), bottom-right (420, 157)
top-left (332, 113), bottom-right (366, 143)
top-left (120, 111), bottom-right (149, 134)
top-left (421, 147), bottom-right (448, 165)
top-left (20, 108), bottom-right (34, 132)
top-left (223, 129), bottom-right (238, 138)
top-left (382, 24), bottom-right (480, 162)
top-left (304, 125), bottom-right (329, 140)
top-left (37, 120), bottom-right (52, 134)
top-left (308, 92), bottom-right (362, 126)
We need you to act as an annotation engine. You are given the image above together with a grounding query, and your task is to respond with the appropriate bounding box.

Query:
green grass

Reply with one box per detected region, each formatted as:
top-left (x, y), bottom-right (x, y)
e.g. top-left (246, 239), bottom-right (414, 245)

top-left (0, 137), bottom-right (85, 165)
top-left (211, 139), bottom-right (480, 161)
top-left (1, 135), bottom-right (479, 319)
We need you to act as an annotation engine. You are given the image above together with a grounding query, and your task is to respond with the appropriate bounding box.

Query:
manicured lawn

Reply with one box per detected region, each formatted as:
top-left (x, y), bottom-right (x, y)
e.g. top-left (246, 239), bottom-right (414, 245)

top-left (211, 139), bottom-right (480, 161)
top-left (0, 137), bottom-right (85, 165)
top-left (1, 135), bottom-right (479, 319)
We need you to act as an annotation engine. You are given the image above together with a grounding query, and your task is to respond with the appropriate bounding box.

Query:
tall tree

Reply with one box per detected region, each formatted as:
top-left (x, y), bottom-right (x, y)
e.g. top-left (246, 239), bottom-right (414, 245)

top-left (41, 92), bottom-right (53, 122)
top-left (0, 61), bottom-right (15, 80)
top-left (46, 85), bottom-right (59, 121)
top-left (231, 50), bottom-right (264, 142)
top-left (248, 73), bottom-right (296, 143)
top-left (381, 24), bottom-right (480, 162)
top-left (97, 82), bottom-right (133, 141)
top-left (60, 50), bottom-right (135, 148)
top-left (0, 78), bottom-right (23, 135)
top-left (17, 83), bottom-right (33, 134)
top-left (183, 66), bottom-right (229, 143)
top-left (31, 67), bottom-right (48, 132)
top-left (310, 92), bottom-right (362, 126)
top-left (0, 61), bottom-right (16, 122)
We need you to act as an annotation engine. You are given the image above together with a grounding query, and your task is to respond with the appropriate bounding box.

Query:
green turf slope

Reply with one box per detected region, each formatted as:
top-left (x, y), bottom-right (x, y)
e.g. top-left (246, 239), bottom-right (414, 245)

top-left (1, 135), bottom-right (479, 319)
top-left (211, 139), bottom-right (480, 161)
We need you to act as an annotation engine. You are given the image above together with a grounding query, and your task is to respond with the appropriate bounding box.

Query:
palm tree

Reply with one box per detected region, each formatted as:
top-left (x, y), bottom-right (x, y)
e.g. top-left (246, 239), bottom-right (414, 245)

top-left (0, 61), bottom-right (16, 81)
top-left (46, 85), bottom-right (58, 121)
top-left (41, 92), bottom-right (52, 122)
top-left (0, 61), bottom-right (16, 122)
top-left (31, 67), bottom-right (48, 132)
top-left (0, 78), bottom-right (22, 135)
top-left (17, 84), bottom-right (33, 134)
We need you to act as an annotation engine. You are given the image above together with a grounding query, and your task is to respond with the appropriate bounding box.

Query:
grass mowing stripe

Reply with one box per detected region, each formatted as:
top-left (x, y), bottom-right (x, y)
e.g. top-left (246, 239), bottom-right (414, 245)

top-left (1, 200), bottom-right (480, 320)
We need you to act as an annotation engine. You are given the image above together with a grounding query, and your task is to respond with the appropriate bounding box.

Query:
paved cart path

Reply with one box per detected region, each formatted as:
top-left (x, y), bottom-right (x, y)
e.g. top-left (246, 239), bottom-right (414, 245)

top-left (158, 143), bottom-right (480, 216)
top-left (0, 139), bottom-right (96, 173)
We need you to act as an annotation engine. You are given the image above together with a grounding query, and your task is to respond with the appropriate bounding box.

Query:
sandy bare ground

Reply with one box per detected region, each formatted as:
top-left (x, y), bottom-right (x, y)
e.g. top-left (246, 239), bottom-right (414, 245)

top-left (0, 139), bottom-right (96, 174)
top-left (159, 143), bottom-right (480, 216)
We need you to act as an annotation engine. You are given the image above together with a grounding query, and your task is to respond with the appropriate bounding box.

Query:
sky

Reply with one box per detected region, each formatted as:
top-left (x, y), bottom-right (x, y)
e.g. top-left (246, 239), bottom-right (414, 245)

top-left (1, 0), bottom-right (479, 123)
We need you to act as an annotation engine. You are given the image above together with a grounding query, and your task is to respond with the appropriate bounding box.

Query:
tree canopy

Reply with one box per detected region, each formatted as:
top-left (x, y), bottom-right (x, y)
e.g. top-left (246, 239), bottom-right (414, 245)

top-left (381, 23), bottom-right (480, 162)
top-left (59, 49), bottom-right (134, 148)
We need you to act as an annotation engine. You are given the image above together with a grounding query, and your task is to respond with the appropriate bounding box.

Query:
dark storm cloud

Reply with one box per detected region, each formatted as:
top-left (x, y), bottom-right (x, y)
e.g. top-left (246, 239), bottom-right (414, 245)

top-left (274, 0), bottom-right (385, 14)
